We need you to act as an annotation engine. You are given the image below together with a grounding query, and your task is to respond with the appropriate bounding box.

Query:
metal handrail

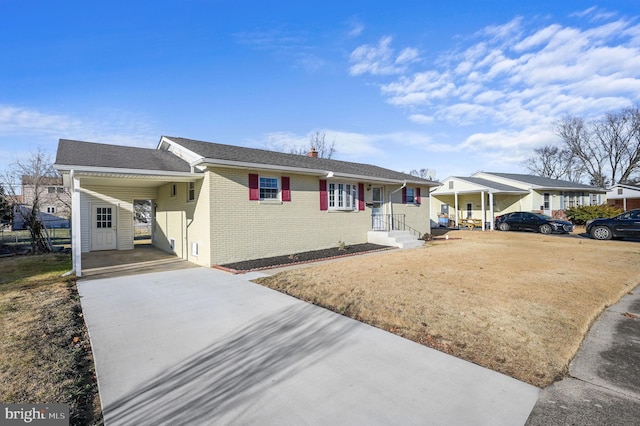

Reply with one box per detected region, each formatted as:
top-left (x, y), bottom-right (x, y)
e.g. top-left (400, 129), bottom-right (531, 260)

top-left (371, 214), bottom-right (422, 238)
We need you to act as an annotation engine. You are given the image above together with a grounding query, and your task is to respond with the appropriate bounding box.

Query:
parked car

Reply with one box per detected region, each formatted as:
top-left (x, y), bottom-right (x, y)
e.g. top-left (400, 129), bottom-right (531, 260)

top-left (586, 209), bottom-right (640, 240)
top-left (495, 212), bottom-right (574, 234)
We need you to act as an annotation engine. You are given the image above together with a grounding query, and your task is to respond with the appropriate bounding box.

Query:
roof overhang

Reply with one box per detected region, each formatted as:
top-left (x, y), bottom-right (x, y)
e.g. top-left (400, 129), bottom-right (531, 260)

top-left (54, 164), bottom-right (202, 188)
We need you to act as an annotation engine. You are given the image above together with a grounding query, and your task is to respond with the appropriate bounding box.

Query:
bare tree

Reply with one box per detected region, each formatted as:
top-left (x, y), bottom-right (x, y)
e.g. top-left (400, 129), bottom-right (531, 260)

top-left (555, 116), bottom-right (609, 187)
top-left (554, 107), bottom-right (640, 187)
top-left (0, 148), bottom-right (57, 253)
top-left (523, 145), bottom-right (585, 182)
top-left (282, 131), bottom-right (337, 159)
top-left (134, 200), bottom-right (152, 223)
top-left (409, 168), bottom-right (437, 180)
top-left (0, 184), bottom-right (11, 226)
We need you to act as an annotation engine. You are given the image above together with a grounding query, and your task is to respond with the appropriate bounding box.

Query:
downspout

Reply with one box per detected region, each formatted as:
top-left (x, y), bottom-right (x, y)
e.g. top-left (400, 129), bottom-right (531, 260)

top-left (389, 181), bottom-right (406, 231)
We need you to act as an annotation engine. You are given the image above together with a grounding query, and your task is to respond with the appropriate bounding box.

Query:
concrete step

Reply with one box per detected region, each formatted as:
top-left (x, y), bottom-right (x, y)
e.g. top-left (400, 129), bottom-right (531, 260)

top-left (367, 230), bottom-right (424, 249)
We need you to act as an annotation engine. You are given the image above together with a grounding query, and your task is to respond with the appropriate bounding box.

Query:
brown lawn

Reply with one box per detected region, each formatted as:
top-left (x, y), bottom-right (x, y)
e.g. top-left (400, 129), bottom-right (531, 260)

top-left (0, 254), bottom-right (102, 424)
top-left (255, 230), bottom-right (640, 387)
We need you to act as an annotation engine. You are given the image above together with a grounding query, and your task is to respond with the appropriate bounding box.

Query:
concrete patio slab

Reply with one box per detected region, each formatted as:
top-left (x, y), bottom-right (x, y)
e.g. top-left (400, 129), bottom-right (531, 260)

top-left (78, 267), bottom-right (539, 425)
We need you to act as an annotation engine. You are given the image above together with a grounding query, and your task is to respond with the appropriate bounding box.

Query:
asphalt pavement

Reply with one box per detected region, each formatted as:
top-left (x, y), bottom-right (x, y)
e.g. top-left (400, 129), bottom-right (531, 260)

top-left (525, 286), bottom-right (640, 425)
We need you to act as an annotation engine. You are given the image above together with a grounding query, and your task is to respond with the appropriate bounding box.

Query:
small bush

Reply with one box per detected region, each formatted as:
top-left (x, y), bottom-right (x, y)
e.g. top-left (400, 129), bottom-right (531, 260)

top-left (565, 204), bottom-right (622, 225)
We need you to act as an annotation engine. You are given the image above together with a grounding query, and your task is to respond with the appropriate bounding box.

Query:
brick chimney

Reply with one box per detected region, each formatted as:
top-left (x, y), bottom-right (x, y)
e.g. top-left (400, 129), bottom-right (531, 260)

top-left (308, 147), bottom-right (318, 158)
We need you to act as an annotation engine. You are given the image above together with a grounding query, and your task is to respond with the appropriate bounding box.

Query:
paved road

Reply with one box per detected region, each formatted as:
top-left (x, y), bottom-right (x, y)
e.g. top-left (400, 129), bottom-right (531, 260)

top-left (526, 288), bottom-right (640, 425)
top-left (78, 267), bottom-right (539, 425)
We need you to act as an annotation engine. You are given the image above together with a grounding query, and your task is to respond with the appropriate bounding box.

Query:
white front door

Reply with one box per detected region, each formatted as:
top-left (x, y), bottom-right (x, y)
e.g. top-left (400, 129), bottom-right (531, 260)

top-left (92, 205), bottom-right (117, 251)
top-left (543, 193), bottom-right (551, 216)
top-left (371, 186), bottom-right (385, 230)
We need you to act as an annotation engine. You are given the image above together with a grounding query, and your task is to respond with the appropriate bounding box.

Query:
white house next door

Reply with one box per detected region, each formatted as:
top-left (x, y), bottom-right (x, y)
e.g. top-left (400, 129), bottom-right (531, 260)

top-left (92, 204), bottom-right (117, 251)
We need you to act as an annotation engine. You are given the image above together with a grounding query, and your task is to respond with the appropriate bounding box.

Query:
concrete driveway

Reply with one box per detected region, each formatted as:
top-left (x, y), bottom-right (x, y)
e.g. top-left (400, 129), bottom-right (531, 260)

top-left (78, 267), bottom-right (539, 425)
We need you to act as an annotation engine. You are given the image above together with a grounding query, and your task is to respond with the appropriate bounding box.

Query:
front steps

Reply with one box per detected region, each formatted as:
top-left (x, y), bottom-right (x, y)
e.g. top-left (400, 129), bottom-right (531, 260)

top-left (367, 230), bottom-right (424, 249)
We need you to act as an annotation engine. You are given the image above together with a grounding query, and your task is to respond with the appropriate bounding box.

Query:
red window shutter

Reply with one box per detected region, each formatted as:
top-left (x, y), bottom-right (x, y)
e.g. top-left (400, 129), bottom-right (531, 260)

top-left (402, 187), bottom-right (407, 204)
top-left (416, 187), bottom-right (421, 204)
top-left (319, 180), bottom-right (328, 210)
top-left (282, 176), bottom-right (291, 202)
top-left (358, 183), bottom-right (365, 211)
top-left (249, 174), bottom-right (259, 200)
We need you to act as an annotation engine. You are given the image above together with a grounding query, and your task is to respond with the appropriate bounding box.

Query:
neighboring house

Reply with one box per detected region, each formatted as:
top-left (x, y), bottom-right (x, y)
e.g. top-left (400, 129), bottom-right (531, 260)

top-left (54, 136), bottom-right (440, 276)
top-left (606, 183), bottom-right (640, 211)
top-left (430, 172), bottom-right (606, 230)
top-left (12, 205), bottom-right (71, 230)
top-left (13, 176), bottom-right (71, 230)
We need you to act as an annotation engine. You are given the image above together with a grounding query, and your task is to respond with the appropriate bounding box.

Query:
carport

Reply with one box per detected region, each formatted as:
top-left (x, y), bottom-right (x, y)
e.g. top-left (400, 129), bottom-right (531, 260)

top-left (54, 139), bottom-right (202, 277)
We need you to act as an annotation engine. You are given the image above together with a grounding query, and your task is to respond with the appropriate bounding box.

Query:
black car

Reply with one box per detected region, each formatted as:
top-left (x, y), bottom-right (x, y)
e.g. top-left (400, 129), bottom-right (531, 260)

top-left (586, 209), bottom-right (640, 240)
top-left (495, 211), bottom-right (574, 234)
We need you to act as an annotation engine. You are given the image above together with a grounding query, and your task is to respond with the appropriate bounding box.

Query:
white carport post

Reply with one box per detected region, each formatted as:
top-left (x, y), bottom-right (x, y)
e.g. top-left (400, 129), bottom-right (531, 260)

top-left (489, 192), bottom-right (494, 230)
top-left (454, 192), bottom-right (459, 228)
top-left (71, 170), bottom-right (82, 277)
top-left (481, 191), bottom-right (486, 231)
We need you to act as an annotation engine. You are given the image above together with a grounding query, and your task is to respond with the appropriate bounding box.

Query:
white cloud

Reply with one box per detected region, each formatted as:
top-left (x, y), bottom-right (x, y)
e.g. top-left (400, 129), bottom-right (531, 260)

top-left (347, 19), bottom-right (365, 37)
top-left (0, 105), bottom-right (79, 137)
top-left (409, 114), bottom-right (434, 124)
top-left (349, 10), bottom-right (640, 162)
top-left (349, 36), bottom-right (420, 76)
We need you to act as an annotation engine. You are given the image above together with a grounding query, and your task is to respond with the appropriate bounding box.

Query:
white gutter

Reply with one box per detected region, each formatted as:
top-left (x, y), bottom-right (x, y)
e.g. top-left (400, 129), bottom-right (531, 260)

top-left (53, 164), bottom-right (201, 178)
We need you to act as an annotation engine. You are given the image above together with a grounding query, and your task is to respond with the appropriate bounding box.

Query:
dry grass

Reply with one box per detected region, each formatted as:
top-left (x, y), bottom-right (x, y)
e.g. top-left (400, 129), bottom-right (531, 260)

top-left (0, 254), bottom-right (102, 425)
top-left (256, 230), bottom-right (640, 387)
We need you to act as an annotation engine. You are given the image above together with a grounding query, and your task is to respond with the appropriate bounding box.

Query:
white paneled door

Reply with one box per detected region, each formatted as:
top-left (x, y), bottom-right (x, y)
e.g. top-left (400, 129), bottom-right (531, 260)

top-left (92, 205), bottom-right (117, 251)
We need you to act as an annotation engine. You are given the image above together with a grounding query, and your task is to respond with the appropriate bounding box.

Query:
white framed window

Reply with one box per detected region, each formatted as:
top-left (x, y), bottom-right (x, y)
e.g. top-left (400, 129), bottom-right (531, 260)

top-left (328, 182), bottom-right (357, 211)
top-left (170, 184), bottom-right (177, 198)
top-left (259, 177), bottom-right (279, 200)
top-left (618, 188), bottom-right (623, 195)
top-left (46, 206), bottom-right (56, 213)
top-left (187, 182), bottom-right (195, 202)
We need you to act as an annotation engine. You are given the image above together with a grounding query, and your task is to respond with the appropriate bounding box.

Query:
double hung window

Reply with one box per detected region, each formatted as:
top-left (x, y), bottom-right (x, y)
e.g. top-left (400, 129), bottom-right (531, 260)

top-left (259, 177), bottom-right (279, 200)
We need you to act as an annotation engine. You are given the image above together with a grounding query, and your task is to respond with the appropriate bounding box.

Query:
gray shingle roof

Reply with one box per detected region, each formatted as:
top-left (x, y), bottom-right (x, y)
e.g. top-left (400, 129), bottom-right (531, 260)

top-left (483, 172), bottom-right (602, 190)
top-left (456, 177), bottom-right (526, 192)
top-left (164, 136), bottom-right (437, 184)
top-left (55, 139), bottom-right (192, 173)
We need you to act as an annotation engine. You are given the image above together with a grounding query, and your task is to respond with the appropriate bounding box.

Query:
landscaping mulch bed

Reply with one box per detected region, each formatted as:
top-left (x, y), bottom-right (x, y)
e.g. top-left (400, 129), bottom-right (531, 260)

top-left (219, 243), bottom-right (393, 272)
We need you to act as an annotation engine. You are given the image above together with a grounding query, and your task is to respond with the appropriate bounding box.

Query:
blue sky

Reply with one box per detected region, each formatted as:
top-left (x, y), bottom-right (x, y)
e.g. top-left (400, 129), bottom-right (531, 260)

top-left (2, 0), bottom-right (640, 181)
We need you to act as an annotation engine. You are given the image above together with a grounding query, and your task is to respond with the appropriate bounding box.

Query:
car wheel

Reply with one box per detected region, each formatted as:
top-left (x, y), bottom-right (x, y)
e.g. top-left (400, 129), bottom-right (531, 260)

top-left (539, 224), bottom-right (552, 234)
top-left (591, 225), bottom-right (612, 240)
top-left (498, 222), bottom-right (510, 231)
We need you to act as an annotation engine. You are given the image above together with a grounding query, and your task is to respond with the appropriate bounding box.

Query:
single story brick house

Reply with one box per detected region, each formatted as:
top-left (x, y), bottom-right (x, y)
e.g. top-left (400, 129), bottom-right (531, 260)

top-left (430, 172), bottom-right (606, 230)
top-left (54, 136), bottom-right (440, 276)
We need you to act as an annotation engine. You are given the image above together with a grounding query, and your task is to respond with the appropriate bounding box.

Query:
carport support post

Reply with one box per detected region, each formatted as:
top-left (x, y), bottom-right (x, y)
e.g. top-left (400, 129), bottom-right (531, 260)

top-left (71, 171), bottom-right (82, 277)
top-left (481, 191), bottom-right (486, 231)
top-left (489, 192), bottom-right (494, 230)
top-left (454, 192), bottom-right (459, 228)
